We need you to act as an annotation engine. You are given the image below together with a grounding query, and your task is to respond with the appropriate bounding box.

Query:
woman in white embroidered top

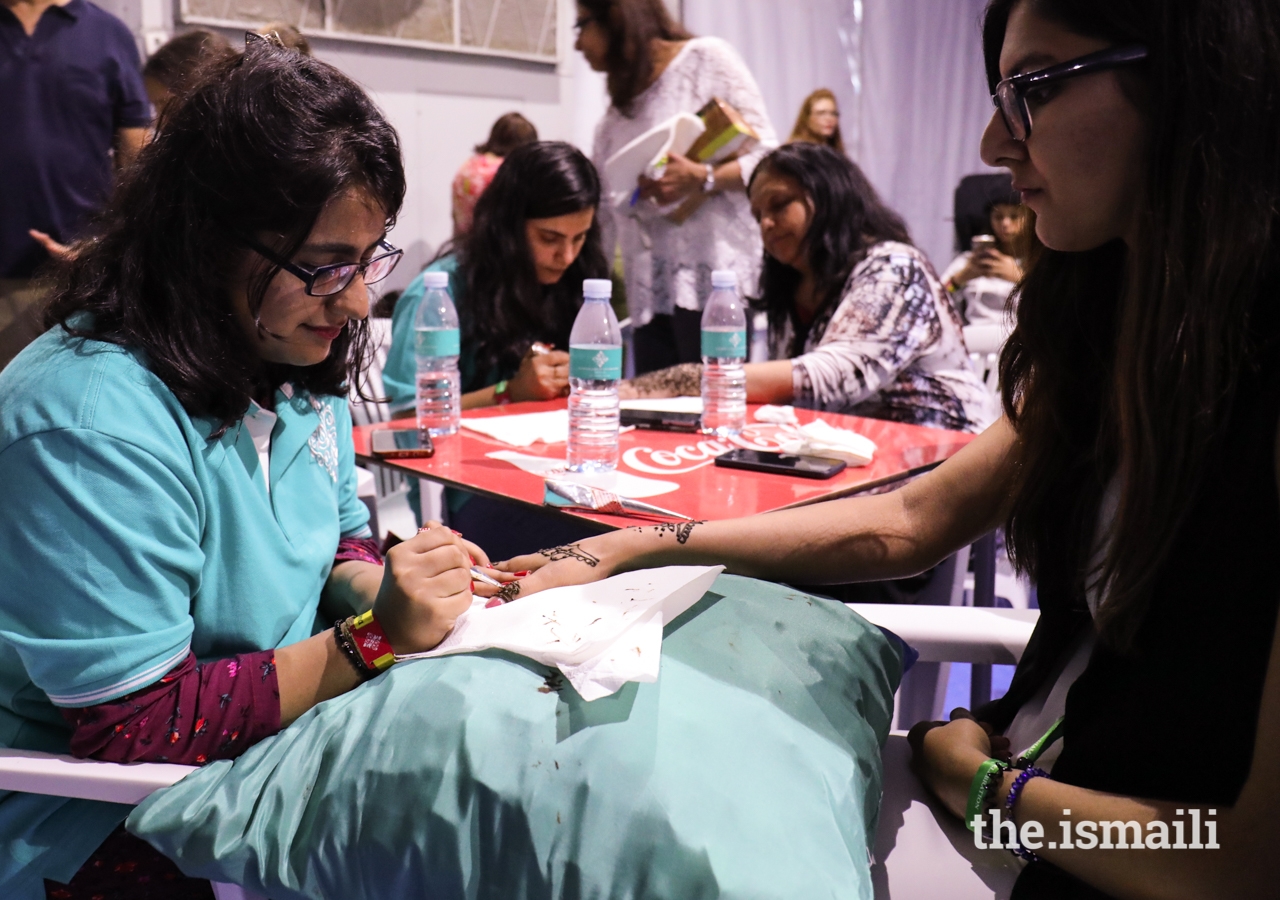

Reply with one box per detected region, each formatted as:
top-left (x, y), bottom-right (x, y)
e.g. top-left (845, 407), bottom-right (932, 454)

top-left (575, 0), bottom-right (778, 375)
top-left (622, 143), bottom-right (996, 434)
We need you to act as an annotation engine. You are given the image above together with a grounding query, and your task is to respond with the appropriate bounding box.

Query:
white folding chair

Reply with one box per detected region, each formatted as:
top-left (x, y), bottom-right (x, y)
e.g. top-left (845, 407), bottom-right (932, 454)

top-left (853, 601), bottom-right (1036, 899)
top-left (964, 323), bottom-right (1010, 393)
top-left (0, 750), bottom-right (261, 899)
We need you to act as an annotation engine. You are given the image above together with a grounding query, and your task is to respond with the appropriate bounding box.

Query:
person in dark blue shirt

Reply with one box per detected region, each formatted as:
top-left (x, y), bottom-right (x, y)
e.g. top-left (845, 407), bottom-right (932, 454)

top-left (0, 0), bottom-right (150, 368)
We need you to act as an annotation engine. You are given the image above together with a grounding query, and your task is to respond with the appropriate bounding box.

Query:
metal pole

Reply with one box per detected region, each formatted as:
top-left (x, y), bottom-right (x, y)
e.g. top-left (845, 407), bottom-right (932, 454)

top-left (969, 530), bottom-right (997, 708)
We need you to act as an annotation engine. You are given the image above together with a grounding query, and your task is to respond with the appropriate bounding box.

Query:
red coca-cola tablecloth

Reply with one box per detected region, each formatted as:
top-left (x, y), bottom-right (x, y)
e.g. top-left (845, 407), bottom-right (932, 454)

top-left (353, 400), bottom-right (975, 529)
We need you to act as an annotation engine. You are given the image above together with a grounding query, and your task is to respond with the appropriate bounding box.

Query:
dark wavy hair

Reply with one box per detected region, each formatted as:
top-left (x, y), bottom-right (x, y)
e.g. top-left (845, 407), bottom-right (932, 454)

top-left (578, 0), bottom-right (691, 115)
top-left (44, 36), bottom-right (405, 438)
top-left (989, 0), bottom-right (1280, 649)
top-left (451, 141), bottom-right (607, 383)
top-left (747, 142), bottom-right (911, 356)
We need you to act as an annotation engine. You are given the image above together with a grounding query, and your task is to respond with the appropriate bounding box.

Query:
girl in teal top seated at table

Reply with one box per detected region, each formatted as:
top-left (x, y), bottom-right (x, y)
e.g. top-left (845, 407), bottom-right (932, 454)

top-left (0, 35), bottom-right (504, 900)
top-left (382, 140), bottom-right (609, 412)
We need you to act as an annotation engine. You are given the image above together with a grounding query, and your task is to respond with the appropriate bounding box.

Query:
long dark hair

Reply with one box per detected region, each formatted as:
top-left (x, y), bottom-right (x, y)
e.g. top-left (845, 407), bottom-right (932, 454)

top-left (44, 37), bottom-right (405, 437)
top-left (578, 0), bottom-right (691, 115)
top-left (990, 0), bottom-right (1280, 648)
top-left (747, 142), bottom-right (911, 354)
top-left (453, 141), bottom-right (607, 381)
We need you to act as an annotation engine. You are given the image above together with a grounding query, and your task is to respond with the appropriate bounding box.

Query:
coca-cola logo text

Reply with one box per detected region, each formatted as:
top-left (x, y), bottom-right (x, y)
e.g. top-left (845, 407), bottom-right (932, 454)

top-left (621, 425), bottom-right (795, 475)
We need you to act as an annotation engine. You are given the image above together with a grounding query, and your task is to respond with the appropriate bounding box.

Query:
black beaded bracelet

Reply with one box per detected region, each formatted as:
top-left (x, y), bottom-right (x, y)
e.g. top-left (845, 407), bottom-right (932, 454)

top-left (333, 618), bottom-right (377, 681)
top-left (1003, 766), bottom-right (1050, 861)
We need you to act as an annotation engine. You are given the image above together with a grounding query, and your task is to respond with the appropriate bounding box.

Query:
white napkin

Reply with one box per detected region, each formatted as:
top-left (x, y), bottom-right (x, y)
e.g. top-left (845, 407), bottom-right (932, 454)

top-left (777, 418), bottom-right (877, 467)
top-left (461, 410), bottom-right (568, 446)
top-left (464, 400), bottom-right (704, 447)
top-left (620, 397), bottom-right (704, 414)
top-left (398, 566), bottom-right (724, 700)
top-left (484, 451), bottom-right (680, 498)
top-left (754, 404), bottom-right (799, 424)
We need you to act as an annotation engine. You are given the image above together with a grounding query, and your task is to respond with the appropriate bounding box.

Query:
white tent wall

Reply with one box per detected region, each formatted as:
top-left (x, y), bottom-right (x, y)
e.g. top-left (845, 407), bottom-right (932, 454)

top-left (684, 0), bottom-right (1001, 273)
top-left (99, 0), bottom-right (995, 291)
top-left (96, 0), bottom-right (608, 294)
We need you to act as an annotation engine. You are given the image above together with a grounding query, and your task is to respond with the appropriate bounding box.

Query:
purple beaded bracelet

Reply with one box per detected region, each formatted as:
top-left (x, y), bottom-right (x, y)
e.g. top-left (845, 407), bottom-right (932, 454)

top-left (1002, 766), bottom-right (1050, 860)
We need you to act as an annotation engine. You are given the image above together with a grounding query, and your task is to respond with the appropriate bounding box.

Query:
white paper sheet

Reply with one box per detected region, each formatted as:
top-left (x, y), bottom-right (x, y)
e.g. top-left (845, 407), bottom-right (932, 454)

top-left (620, 397), bottom-right (704, 414)
top-left (397, 566), bottom-right (724, 701)
top-left (461, 410), bottom-right (568, 446)
top-left (464, 400), bottom-right (701, 448)
top-left (485, 451), bottom-right (680, 498)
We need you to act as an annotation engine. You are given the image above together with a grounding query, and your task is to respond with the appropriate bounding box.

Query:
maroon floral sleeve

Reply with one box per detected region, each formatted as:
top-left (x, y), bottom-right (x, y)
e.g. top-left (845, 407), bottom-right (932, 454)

top-left (60, 538), bottom-right (381, 766)
top-left (334, 535), bottom-right (383, 567)
top-left (61, 650), bottom-right (282, 766)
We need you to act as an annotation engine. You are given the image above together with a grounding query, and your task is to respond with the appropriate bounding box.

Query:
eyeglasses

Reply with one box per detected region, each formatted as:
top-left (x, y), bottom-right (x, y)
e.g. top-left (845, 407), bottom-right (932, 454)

top-left (239, 234), bottom-right (403, 297)
top-left (992, 44), bottom-right (1147, 141)
top-left (573, 14), bottom-right (595, 31)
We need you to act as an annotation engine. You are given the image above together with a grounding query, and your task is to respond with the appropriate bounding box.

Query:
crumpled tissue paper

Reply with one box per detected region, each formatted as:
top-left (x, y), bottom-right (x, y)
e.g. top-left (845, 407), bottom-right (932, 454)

top-left (777, 418), bottom-right (877, 466)
top-left (395, 566), bottom-right (724, 700)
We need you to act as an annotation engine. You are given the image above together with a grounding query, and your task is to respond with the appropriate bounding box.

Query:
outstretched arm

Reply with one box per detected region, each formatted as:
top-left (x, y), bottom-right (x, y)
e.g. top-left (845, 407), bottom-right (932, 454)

top-left (500, 415), bottom-right (1019, 593)
top-left (620, 360), bottom-right (795, 404)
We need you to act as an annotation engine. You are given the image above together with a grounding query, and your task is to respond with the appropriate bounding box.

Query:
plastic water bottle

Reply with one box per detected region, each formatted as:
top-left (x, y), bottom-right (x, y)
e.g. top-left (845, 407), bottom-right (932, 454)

top-left (700, 269), bottom-right (748, 436)
top-left (414, 270), bottom-right (461, 437)
top-left (567, 278), bottom-right (622, 472)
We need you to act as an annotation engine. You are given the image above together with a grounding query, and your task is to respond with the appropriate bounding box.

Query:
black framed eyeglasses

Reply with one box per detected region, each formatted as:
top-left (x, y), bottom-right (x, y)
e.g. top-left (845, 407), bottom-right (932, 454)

top-left (573, 14), bottom-right (596, 31)
top-left (239, 234), bottom-right (403, 297)
top-left (992, 44), bottom-right (1147, 141)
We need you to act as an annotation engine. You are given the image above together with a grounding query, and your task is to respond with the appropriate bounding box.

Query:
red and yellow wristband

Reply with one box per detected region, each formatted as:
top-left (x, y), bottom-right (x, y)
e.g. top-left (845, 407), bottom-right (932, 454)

top-left (334, 610), bottom-right (397, 679)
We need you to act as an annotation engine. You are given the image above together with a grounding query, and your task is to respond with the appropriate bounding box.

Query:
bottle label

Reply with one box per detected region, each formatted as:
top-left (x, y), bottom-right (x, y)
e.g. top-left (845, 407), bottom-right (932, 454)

top-left (701, 329), bottom-right (747, 359)
top-left (415, 328), bottom-right (460, 358)
top-left (570, 345), bottom-right (622, 380)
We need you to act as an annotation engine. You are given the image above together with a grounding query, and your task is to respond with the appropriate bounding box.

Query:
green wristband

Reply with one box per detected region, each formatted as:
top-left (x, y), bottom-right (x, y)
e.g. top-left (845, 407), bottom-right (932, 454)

top-left (1015, 716), bottom-right (1064, 769)
top-left (965, 758), bottom-right (1010, 832)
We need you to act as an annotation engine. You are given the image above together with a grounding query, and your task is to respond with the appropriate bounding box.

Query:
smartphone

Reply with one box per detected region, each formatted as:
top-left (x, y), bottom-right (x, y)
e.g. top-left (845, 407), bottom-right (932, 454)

top-left (971, 234), bottom-right (997, 254)
top-left (371, 428), bottom-right (435, 459)
top-left (620, 409), bottom-right (702, 432)
top-left (714, 448), bottom-right (847, 479)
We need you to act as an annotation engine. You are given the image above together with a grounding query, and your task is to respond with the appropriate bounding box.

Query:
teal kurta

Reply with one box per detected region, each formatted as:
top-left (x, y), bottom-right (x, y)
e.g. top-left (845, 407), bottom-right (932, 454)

top-left (384, 254), bottom-right (526, 412)
top-left (0, 325), bottom-right (370, 898)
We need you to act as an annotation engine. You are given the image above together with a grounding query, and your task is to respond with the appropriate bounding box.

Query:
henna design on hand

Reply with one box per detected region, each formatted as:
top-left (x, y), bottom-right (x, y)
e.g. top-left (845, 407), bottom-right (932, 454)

top-left (675, 521), bottom-right (705, 544)
top-left (496, 582), bottom-right (522, 602)
top-left (647, 521), bottom-right (705, 544)
top-left (537, 544), bottom-right (600, 567)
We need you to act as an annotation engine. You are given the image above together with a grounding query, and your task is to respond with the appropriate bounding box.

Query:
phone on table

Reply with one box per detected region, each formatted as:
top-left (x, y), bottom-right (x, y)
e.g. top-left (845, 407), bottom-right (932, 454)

top-left (714, 448), bottom-right (847, 479)
top-left (620, 409), bottom-right (702, 432)
top-left (371, 428), bottom-right (435, 459)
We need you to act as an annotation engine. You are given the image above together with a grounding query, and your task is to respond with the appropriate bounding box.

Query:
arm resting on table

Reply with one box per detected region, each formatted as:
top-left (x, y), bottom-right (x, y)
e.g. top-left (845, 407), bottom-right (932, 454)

top-left (507, 416), bottom-right (1018, 590)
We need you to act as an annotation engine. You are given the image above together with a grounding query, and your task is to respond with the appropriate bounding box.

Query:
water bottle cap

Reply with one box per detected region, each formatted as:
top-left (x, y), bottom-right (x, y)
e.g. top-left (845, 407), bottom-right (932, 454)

top-left (583, 278), bottom-right (613, 299)
top-left (711, 270), bottom-right (738, 289)
top-left (422, 271), bottom-right (450, 289)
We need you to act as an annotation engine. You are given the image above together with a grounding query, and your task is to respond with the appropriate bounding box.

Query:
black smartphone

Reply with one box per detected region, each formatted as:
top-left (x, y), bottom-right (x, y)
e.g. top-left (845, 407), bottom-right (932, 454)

top-left (714, 448), bottom-right (847, 479)
top-left (620, 409), bottom-right (702, 432)
top-left (371, 428), bottom-right (435, 459)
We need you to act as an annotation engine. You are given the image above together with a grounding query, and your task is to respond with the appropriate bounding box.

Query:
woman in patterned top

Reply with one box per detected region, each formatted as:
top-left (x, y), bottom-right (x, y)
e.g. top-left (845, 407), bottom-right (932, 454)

top-left (624, 142), bottom-right (995, 433)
